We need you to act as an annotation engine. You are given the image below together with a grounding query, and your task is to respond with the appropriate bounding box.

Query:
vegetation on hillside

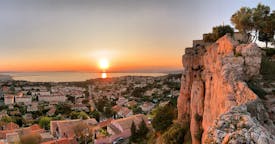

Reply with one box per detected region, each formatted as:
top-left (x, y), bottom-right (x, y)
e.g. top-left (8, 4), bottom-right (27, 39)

top-left (152, 103), bottom-right (177, 133)
top-left (130, 119), bottom-right (149, 143)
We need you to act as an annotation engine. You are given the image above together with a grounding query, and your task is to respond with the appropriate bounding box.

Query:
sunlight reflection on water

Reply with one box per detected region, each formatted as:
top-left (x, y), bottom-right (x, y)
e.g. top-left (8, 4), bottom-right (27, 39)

top-left (101, 72), bottom-right (107, 78)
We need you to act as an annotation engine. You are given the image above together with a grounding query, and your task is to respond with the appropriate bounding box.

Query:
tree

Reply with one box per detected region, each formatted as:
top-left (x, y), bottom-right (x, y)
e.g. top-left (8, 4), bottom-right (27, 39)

top-left (259, 29), bottom-right (274, 48)
top-left (137, 119), bottom-right (149, 137)
top-left (70, 111), bottom-right (80, 119)
top-left (55, 102), bottom-right (72, 116)
top-left (203, 25), bottom-right (234, 42)
top-left (132, 106), bottom-right (143, 114)
top-left (12, 116), bottom-right (25, 127)
top-left (231, 4), bottom-right (274, 44)
top-left (152, 104), bottom-right (175, 132)
top-left (9, 85), bottom-right (15, 93)
top-left (231, 7), bottom-right (254, 41)
top-left (82, 99), bottom-right (89, 105)
top-left (78, 111), bottom-right (89, 120)
top-left (90, 110), bottom-right (100, 122)
top-left (95, 96), bottom-right (108, 112)
top-left (130, 119), bottom-right (149, 143)
top-left (1, 116), bottom-right (13, 123)
top-left (213, 25), bottom-right (234, 40)
top-left (271, 11), bottom-right (275, 47)
top-left (258, 10), bottom-right (275, 48)
top-left (73, 122), bottom-right (93, 144)
top-left (252, 3), bottom-right (270, 40)
top-left (66, 95), bottom-right (75, 103)
top-left (130, 121), bottom-right (137, 142)
top-left (38, 116), bottom-right (51, 130)
top-left (103, 106), bottom-right (115, 118)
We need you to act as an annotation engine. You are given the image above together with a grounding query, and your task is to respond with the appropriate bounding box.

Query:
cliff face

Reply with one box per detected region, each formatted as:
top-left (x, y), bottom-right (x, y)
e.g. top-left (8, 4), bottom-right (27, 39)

top-left (177, 35), bottom-right (275, 143)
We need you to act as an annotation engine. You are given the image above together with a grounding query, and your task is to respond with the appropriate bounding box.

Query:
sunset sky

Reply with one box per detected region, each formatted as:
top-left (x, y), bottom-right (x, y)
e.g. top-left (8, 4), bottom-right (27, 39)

top-left (0, 0), bottom-right (274, 72)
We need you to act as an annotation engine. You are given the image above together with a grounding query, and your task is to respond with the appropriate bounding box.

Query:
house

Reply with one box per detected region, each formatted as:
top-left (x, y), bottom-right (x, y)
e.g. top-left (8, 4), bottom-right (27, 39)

top-left (27, 102), bottom-right (38, 112)
top-left (6, 132), bottom-right (20, 143)
top-left (71, 104), bottom-right (89, 112)
top-left (47, 107), bottom-right (56, 117)
top-left (233, 32), bottom-right (248, 42)
top-left (96, 114), bottom-right (148, 144)
top-left (140, 102), bottom-right (155, 113)
top-left (4, 95), bottom-right (14, 105)
top-left (112, 105), bottom-right (122, 112)
top-left (107, 114), bottom-right (148, 135)
top-left (39, 95), bottom-right (67, 102)
top-left (50, 119), bottom-right (98, 139)
top-left (14, 87), bottom-right (22, 92)
top-left (0, 123), bottom-right (44, 140)
top-left (116, 97), bottom-right (128, 106)
top-left (2, 122), bottom-right (19, 131)
top-left (15, 96), bottom-right (32, 105)
top-left (41, 138), bottom-right (77, 144)
top-left (40, 132), bottom-right (54, 142)
top-left (126, 100), bottom-right (137, 107)
top-left (23, 113), bottom-right (33, 124)
top-left (117, 107), bottom-right (133, 118)
top-left (159, 101), bottom-right (169, 107)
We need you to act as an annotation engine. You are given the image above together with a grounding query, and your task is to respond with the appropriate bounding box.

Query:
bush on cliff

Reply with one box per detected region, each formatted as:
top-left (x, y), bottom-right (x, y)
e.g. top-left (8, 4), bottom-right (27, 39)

top-left (152, 103), bottom-right (176, 132)
top-left (203, 25), bottom-right (234, 42)
top-left (162, 123), bottom-right (186, 144)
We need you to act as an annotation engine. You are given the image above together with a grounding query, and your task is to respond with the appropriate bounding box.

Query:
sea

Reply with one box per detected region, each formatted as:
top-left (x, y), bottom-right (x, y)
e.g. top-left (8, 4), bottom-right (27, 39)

top-left (0, 72), bottom-right (167, 82)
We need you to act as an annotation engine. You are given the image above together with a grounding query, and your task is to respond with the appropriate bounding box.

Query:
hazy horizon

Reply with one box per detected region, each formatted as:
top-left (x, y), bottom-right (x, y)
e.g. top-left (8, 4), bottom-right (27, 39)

top-left (0, 68), bottom-right (182, 73)
top-left (0, 0), bottom-right (273, 72)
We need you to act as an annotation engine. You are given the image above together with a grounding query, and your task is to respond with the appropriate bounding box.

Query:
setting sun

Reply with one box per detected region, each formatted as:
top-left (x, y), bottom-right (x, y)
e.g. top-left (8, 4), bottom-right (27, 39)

top-left (99, 59), bottom-right (109, 70)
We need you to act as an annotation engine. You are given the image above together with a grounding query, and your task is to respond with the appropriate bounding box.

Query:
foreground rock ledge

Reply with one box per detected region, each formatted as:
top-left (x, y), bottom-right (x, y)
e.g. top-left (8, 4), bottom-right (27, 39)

top-left (177, 35), bottom-right (275, 143)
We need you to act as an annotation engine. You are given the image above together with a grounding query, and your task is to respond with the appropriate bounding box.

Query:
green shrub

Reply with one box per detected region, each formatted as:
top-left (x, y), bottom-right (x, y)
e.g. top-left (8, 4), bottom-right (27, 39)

top-left (264, 48), bottom-right (275, 57)
top-left (261, 58), bottom-right (275, 80)
top-left (38, 116), bottom-right (51, 130)
top-left (203, 25), bottom-right (234, 42)
top-left (152, 104), bottom-right (176, 133)
top-left (162, 123), bottom-right (186, 144)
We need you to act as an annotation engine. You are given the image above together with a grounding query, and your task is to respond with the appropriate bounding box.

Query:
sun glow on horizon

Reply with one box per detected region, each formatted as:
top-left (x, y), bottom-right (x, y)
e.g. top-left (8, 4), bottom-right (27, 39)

top-left (98, 59), bottom-right (110, 70)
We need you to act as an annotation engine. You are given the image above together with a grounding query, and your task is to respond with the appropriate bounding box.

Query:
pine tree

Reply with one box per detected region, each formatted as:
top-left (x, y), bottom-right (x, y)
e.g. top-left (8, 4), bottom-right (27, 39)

top-left (130, 121), bottom-right (137, 142)
top-left (137, 119), bottom-right (149, 136)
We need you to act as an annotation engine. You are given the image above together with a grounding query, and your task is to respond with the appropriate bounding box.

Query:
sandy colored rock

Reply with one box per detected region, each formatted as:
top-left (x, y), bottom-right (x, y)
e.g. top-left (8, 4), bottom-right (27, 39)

top-left (177, 34), bottom-right (274, 143)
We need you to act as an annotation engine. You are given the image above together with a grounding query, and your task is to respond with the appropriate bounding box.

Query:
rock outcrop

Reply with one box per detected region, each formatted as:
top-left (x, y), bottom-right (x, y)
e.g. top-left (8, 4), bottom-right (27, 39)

top-left (177, 34), bottom-right (275, 143)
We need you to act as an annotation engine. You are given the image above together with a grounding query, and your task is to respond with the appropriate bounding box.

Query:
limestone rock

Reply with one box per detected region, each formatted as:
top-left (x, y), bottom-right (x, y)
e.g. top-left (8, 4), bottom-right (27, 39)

top-left (204, 105), bottom-right (275, 144)
top-left (177, 35), bottom-right (274, 143)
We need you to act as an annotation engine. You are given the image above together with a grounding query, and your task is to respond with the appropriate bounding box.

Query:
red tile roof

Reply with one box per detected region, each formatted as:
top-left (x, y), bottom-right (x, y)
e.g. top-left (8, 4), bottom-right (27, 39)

top-left (4, 122), bottom-right (19, 130)
top-left (41, 138), bottom-right (77, 144)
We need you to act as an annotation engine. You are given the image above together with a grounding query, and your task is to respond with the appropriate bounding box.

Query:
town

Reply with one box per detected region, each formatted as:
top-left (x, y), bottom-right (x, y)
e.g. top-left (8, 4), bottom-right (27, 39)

top-left (0, 74), bottom-right (181, 144)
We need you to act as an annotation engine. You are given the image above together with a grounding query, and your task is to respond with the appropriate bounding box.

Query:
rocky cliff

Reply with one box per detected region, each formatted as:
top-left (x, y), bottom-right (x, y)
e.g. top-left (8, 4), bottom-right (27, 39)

top-left (177, 34), bottom-right (275, 143)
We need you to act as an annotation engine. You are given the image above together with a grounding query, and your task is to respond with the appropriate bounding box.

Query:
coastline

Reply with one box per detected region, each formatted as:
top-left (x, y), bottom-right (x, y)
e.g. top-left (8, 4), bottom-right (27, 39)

top-left (0, 72), bottom-right (172, 82)
top-left (0, 75), bottom-right (13, 81)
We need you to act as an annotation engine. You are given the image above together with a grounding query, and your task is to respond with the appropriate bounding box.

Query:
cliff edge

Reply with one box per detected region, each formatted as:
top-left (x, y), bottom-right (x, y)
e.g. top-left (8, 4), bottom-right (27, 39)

top-left (177, 34), bottom-right (275, 143)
